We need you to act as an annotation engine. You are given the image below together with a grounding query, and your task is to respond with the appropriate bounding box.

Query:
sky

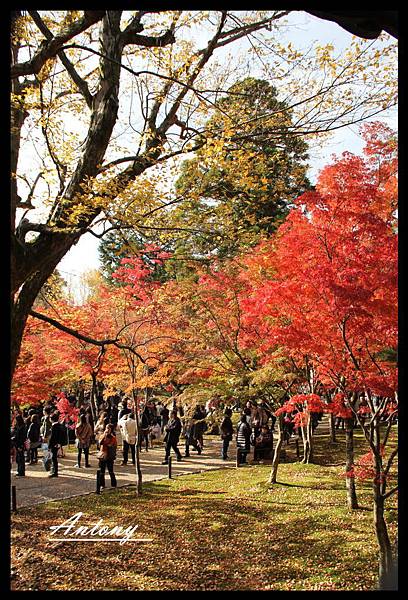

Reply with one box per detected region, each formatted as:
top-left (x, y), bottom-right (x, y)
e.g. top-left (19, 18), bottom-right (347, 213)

top-left (56, 10), bottom-right (398, 289)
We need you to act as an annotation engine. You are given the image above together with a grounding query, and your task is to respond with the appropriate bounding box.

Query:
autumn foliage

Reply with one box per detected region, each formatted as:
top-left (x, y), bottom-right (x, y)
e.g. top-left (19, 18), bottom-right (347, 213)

top-left (12, 124), bottom-right (397, 416)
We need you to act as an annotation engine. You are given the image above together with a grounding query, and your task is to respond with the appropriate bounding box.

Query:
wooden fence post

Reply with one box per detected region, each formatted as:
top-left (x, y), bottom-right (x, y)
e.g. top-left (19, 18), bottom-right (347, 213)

top-left (96, 469), bottom-right (101, 494)
top-left (168, 456), bottom-right (172, 479)
top-left (236, 448), bottom-right (240, 468)
top-left (11, 485), bottom-right (17, 512)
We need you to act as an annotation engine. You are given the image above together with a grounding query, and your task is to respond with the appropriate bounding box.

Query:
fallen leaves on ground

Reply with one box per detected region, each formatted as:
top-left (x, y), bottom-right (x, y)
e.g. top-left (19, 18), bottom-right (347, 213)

top-left (11, 432), bottom-right (397, 591)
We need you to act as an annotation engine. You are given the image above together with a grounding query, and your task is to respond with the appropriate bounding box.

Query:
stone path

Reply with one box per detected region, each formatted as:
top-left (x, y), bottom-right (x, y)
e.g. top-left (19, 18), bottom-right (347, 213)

top-left (10, 437), bottom-right (238, 509)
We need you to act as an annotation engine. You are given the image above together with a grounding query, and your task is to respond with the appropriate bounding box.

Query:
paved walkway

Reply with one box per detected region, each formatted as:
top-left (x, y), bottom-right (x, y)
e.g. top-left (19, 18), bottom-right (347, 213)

top-left (10, 437), bottom-right (238, 509)
top-left (11, 418), bottom-right (332, 510)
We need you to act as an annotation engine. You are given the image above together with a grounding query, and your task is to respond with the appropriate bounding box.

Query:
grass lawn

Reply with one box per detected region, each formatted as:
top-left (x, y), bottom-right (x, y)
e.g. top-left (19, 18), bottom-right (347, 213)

top-left (10, 427), bottom-right (397, 591)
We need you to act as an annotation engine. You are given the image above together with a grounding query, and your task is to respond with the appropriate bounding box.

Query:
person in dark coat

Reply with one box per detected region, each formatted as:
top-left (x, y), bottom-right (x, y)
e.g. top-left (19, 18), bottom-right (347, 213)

top-left (23, 413), bottom-right (32, 463)
top-left (48, 413), bottom-right (63, 477)
top-left (259, 400), bottom-right (273, 426)
top-left (220, 408), bottom-right (234, 460)
top-left (110, 401), bottom-right (119, 427)
top-left (40, 406), bottom-right (53, 446)
top-left (27, 414), bottom-right (41, 464)
top-left (139, 408), bottom-right (150, 452)
top-left (160, 405), bottom-right (169, 432)
top-left (162, 410), bottom-right (182, 464)
top-left (253, 424), bottom-right (274, 462)
top-left (11, 415), bottom-right (26, 477)
top-left (193, 405), bottom-right (207, 448)
top-left (118, 398), bottom-right (131, 420)
top-left (184, 416), bottom-right (201, 457)
top-left (236, 413), bottom-right (251, 464)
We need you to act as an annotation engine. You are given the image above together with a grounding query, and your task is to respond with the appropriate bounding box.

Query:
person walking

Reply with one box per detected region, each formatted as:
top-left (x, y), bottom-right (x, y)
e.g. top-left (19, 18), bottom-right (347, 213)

top-left (118, 398), bottom-right (131, 420)
top-left (155, 400), bottom-right (164, 423)
top-left (26, 414), bottom-right (42, 464)
top-left (48, 413), bottom-right (64, 477)
top-left (160, 404), bottom-right (170, 432)
top-left (118, 411), bottom-right (137, 466)
top-left (220, 408), bottom-right (234, 460)
top-left (110, 400), bottom-right (119, 428)
top-left (236, 414), bottom-right (251, 464)
top-left (40, 406), bottom-right (53, 446)
top-left (139, 408), bottom-right (150, 452)
top-left (74, 413), bottom-right (93, 468)
top-left (253, 424), bottom-right (274, 462)
top-left (23, 412), bottom-right (32, 464)
top-left (146, 399), bottom-right (157, 425)
top-left (194, 405), bottom-right (207, 448)
top-left (184, 415), bottom-right (201, 458)
top-left (259, 400), bottom-right (273, 427)
top-left (98, 424), bottom-right (117, 489)
top-left (84, 405), bottom-right (94, 429)
top-left (162, 410), bottom-right (183, 464)
top-left (150, 419), bottom-right (162, 447)
top-left (249, 401), bottom-right (262, 437)
top-left (94, 411), bottom-right (109, 449)
top-left (11, 415), bottom-right (26, 477)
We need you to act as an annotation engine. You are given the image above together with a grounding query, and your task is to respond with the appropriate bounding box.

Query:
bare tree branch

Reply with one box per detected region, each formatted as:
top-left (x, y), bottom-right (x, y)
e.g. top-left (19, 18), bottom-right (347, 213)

top-left (29, 308), bottom-right (147, 363)
top-left (11, 11), bottom-right (106, 79)
top-left (29, 10), bottom-right (94, 108)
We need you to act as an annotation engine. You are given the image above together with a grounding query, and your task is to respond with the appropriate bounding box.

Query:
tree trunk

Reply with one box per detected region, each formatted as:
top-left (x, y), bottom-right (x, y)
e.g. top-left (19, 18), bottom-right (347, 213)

top-left (78, 385), bottom-right (85, 408)
top-left (371, 417), bottom-right (395, 589)
top-left (269, 415), bottom-right (284, 484)
top-left (90, 372), bottom-right (98, 425)
top-left (374, 484), bottom-right (394, 589)
top-left (329, 413), bottom-right (337, 443)
top-left (302, 416), bottom-right (313, 463)
top-left (132, 390), bottom-right (143, 495)
top-left (345, 417), bottom-right (359, 509)
top-left (10, 12), bottom-right (123, 384)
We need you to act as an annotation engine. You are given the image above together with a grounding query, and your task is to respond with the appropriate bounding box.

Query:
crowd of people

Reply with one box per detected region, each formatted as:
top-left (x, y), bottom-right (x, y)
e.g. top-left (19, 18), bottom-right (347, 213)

top-left (10, 394), bottom-right (281, 488)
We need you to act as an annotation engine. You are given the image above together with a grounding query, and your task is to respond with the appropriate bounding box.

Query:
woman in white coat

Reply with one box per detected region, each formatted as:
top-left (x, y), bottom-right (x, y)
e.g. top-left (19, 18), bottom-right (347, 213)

top-left (118, 412), bottom-right (137, 466)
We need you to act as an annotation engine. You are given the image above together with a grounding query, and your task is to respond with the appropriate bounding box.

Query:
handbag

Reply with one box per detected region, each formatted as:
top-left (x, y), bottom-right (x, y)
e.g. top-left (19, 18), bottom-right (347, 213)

top-left (24, 439), bottom-right (30, 450)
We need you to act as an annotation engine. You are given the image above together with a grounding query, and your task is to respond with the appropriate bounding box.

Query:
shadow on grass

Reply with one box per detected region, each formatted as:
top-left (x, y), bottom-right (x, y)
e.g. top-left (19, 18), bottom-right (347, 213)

top-left (13, 428), bottom-right (397, 590)
top-left (273, 481), bottom-right (317, 488)
top-left (11, 475), bottom-right (381, 591)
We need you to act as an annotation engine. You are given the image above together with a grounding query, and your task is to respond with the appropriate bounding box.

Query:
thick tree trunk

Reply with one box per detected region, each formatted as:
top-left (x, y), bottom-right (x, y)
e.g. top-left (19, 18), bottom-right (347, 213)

top-left (10, 13), bottom-right (123, 384)
top-left (329, 413), bottom-right (337, 443)
top-left (374, 485), bottom-right (394, 589)
top-left (371, 418), bottom-right (395, 589)
top-left (269, 415), bottom-right (284, 484)
top-left (11, 264), bottom-right (64, 381)
top-left (345, 417), bottom-right (359, 509)
top-left (9, 10), bottom-right (216, 388)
